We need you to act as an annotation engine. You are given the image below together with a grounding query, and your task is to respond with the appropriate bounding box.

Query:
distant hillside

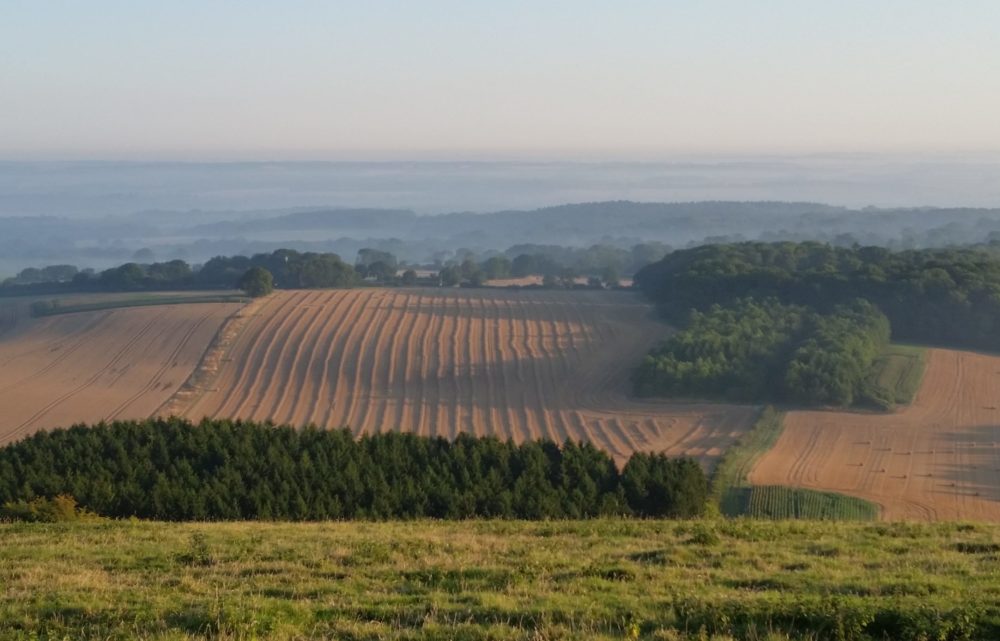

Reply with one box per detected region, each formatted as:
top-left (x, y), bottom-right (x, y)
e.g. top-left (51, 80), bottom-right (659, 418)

top-left (6, 199), bottom-right (1000, 273)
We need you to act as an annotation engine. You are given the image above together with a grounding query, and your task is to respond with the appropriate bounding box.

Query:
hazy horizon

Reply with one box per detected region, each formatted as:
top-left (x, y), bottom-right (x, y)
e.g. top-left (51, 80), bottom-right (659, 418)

top-left (3, 154), bottom-right (1000, 218)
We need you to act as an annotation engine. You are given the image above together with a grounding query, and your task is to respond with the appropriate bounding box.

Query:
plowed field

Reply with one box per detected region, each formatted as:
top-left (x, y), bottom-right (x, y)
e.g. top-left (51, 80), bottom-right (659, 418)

top-left (750, 348), bottom-right (1000, 521)
top-left (0, 297), bottom-right (240, 445)
top-left (184, 289), bottom-right (756, 465)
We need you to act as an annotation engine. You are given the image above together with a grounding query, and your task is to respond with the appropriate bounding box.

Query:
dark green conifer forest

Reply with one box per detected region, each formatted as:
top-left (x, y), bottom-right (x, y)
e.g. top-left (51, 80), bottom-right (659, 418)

top-left (0, 418), bottom-right (707, 521)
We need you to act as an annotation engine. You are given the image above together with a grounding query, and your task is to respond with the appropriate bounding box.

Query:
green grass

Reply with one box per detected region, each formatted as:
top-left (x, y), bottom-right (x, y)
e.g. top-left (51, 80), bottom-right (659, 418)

top-left (867, 344), bottom-right (927, 406)
top-left (30, 293), bottom-right (248, 317)
top-left (711, 407), bottom-right (879, 521)
top-left (731, 485), bottom-right (880, 521)
top-left (0, 519), bottom-right (998, 640)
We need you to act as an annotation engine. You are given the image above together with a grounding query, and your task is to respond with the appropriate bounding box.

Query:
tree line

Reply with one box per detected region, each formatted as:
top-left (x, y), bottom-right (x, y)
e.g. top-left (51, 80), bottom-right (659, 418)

top-left (0, 418), bottom-right (708, 521)
top-left (2, 240), bottom-right (674, 297)
top-left (0, 249), bottom-right (360, 296)
top-left (633, 298), bottom-right (891, 406)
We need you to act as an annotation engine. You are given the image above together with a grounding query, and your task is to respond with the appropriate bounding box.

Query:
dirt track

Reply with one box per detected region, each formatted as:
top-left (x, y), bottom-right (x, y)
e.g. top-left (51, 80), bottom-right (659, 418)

top-left (750, 348), bottom-right (1000, 521)
top-left (0, 299), bottom-right (240, 445)
top-left (183, 289), bottom-right (756, 466)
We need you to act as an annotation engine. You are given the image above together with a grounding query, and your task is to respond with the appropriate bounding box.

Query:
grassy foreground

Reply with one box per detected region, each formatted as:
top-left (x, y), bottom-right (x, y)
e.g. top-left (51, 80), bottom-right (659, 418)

top-left (2, 520), bottom-right (999, 640)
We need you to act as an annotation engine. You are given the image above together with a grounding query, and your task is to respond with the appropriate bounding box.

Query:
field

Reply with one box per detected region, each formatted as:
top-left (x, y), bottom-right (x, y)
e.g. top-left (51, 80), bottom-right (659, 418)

top-left (0, 295), bottom-right (241, 446)
top-left (3, 519), bottom-right (999, 640)
top-left (750, 348), bottom-right (1000, 521)
top-left (711, 408), bottom-right (879, 520)
top-left (182, 288), bottom-right (756, 465)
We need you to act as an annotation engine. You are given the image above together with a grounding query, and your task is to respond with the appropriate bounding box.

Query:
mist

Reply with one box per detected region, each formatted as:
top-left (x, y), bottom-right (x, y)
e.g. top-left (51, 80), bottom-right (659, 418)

top-left (4, 154), bottom-right (1000, 218)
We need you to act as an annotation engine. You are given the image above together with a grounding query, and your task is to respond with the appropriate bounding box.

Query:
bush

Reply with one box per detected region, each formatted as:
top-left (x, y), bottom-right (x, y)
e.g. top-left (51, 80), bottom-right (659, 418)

top-left (1, 494), bottom-right (100, 522)
top-left (30, 299), bottom-right (59, 317)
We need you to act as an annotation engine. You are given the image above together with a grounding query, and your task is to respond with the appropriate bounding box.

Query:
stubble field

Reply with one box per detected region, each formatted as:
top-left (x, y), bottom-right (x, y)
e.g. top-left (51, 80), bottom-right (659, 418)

top-left (183, 288), bottom-right (756, 466)
top-left (0, 295), bottom-right (240, 446)
top-left (751, 348), bottom-right (1000, 521)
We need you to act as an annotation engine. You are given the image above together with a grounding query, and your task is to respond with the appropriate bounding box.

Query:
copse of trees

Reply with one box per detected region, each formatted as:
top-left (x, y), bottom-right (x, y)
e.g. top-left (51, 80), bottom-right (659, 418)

top-left (0, 419), bottom-right (708, 521)
top-left (784, 300), bottom-right (891, 406)
top-left (635, 241), bottom-right (1000, 351)
top-left (634, 299), bottom-right (807, 400)
top-left (238, 267), bottom-right (274, 297)
top-left (633, 298), bottom-right (891, 406)
top-left (200, 249), bottom-right (357, 289)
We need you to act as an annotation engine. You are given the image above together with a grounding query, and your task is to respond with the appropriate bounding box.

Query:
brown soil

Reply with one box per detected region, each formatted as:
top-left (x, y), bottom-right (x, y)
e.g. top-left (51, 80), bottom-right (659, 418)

top-left (750, 348), bottom-right (1000, 521)
top-left (183, 288), bottom-right (755, 467)
top-left (0, 299), bottom-right (241, 445)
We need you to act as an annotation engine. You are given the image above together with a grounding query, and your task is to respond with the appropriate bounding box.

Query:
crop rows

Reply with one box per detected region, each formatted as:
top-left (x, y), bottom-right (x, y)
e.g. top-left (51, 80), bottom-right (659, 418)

top-left (182, 288), bottom-right (756, 465)
top-left (741, 485), bottom-right (879, 520)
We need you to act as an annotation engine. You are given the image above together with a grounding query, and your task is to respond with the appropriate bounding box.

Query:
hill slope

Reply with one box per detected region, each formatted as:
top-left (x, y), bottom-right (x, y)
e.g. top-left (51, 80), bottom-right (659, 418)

top-left (3, 519), bottom-right (998, 640)
top-left (751, 348), bottom-right (1000, 521)
top-left (0, 296), bottom-right (240, 445)
top-left (183, 288), bottom-right (756, 466)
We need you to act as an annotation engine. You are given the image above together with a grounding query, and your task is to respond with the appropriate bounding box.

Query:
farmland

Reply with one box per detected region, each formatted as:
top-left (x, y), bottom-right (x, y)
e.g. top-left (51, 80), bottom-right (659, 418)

top-left (0, 295), bottom-right (241, 446)
top-left (183, 288), bottom-right (757, 466)
top-left (3, 519), bottom-right (999, 640)
top-left (709, 408), bottom-right (879, 520)
top-left (750, 348), bottom-right (1000, 522)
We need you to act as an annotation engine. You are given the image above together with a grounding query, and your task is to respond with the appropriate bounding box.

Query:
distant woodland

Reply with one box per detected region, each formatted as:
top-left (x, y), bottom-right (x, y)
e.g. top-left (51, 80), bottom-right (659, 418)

top-left (635, 242), bottom-right (1000, 405)
top-left (7, 200), bottom-right (1000, 278)
top-left (633, 298), bottom-right (891, 406)
top-left (2, 242), bottom-right (656, 298)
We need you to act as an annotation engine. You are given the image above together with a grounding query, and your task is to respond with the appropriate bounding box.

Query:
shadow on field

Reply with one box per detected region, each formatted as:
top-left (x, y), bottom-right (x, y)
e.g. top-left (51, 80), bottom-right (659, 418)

top-left (928, 426), bottom-right (1000, 503)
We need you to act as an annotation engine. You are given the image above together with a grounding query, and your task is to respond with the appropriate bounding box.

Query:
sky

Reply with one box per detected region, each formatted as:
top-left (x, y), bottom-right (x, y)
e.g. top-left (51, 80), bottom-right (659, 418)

top-left (2, 1), bottom-right (999, 160)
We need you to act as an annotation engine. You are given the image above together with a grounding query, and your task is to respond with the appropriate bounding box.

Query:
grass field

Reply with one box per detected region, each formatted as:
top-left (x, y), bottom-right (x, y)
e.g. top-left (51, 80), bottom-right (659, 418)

top-left (710, 408), bottom-right (879, 520)
top-left (29, 292), bottom-right (248, 317)
top-left (2, 519), bottom-right (998, 640)
top-left (733, 485), bottom-right (880, 521)
top-left (867, 344), bottom-right (927, 406)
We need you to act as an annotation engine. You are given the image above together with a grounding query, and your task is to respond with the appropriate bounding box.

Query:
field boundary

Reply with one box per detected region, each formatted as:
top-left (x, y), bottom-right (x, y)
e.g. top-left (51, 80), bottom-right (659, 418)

top-left (29, 294), bottom-right (248, 318)
top-left (155, 296), bottom-right (265, 417)
top-left (866, 343), bottom-right (927, 407)
top-left (710, 406), bottom-right (880, 520)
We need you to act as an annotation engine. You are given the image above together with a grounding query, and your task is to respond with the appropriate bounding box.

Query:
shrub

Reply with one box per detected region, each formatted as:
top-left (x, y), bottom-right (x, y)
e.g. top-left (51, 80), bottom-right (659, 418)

top-left (0, 494), bottom-right (100, 522)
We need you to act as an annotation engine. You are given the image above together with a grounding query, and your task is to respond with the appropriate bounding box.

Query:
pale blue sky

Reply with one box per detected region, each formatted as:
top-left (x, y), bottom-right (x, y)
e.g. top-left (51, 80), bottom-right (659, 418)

top-left (2, 1), bottom-right (998, 159)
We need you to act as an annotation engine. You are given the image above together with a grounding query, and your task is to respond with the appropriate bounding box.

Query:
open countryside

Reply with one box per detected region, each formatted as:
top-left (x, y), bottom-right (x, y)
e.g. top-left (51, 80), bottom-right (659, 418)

top-left (9, 286), bottom-right (1000, 523)
top-left (0, 288), bottom-right (757, 467)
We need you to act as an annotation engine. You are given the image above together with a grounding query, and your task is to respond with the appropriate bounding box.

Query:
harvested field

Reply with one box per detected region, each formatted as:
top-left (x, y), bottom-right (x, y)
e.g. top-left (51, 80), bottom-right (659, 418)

top-left (0, 296), bottom-right (241, 445)
top-left (485, 276), bottom-right (634, 287)
top-left (183, 288), bottom-right (755, 466)
top-left (750, 348), bottom-right (1000, 521)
